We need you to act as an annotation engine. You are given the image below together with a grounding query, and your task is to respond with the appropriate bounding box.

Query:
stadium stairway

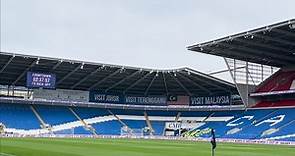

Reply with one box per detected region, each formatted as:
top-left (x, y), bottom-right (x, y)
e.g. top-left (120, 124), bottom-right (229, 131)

top-left (68, 107), bottom-right (97, 135)
top-left (107, 109), bottom-right (133, 135)
top-left (175, 112), bottom-right (181, 122)
top-left (29, 105), bottom-right (47, 128)
top-left (144, 111), bottom-right (154, 135)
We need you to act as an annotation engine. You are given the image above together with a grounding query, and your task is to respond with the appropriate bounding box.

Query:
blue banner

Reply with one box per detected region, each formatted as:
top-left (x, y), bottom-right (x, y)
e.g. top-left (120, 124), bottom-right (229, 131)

top-left (26, 72), bottom-right (56, 89)
top-left (190, 95), bottom-right (231, 106)
top-left (89, 92), bottom-right (124, 104)
top-left (90, 92), bottom-right (231, 106)
top-left (89, 91), bottom-right (167, 105)
top-left (125, 96), bottom-right (167, 105)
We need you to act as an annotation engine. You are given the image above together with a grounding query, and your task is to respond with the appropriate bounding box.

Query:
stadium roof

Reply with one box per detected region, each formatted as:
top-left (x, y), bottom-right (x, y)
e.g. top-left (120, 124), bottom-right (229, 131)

top-left (0, 52), bottom-right (237, 96)
top-left (187, 19), bottom-right (295, 67)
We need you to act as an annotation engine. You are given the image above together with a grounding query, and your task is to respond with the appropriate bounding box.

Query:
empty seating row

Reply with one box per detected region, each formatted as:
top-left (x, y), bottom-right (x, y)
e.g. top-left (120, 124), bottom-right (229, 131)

top-left (256, 69), bottom-right (295, 93)
top-left (0, 103), bottom-right (294, 141)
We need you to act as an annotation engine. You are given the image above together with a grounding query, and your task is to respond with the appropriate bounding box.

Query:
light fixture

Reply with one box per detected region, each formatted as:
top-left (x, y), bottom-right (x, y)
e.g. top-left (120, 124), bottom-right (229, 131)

top-left (80, 63), bottom-right (84, 69)
top-left (36, 58), bottom-right (40, 64)
top-left (289, 23), bottom-right (295, 29)
top-left (120, 67), bottom-right (125, 73)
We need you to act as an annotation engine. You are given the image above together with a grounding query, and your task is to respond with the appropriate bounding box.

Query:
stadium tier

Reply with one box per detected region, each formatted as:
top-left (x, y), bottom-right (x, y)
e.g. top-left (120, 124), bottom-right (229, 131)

top-left (249, 69), bottom-right (295, 107)
top-left (255, 69), bottom-right (295, 93)
top-left (0, 102), bottom-right (294, 141)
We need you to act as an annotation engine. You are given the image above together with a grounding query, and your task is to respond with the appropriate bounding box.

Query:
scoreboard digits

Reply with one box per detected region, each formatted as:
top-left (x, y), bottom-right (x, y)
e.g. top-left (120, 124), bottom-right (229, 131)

top-left (27, 72), bottom-right (56, 89)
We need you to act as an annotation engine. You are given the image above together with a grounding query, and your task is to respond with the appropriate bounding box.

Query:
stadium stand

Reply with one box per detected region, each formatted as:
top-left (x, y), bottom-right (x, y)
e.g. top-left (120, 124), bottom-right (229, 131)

top-left (185, 19), bottom-right (295, 141)
top-left (248, 68), bottom-right (295, 107)
top-left (1, 19), bottom-right (295, 144)
top-left (255, 69), bottom-right (295, 93)
top-left (0, 101), bottom-right (294, 141)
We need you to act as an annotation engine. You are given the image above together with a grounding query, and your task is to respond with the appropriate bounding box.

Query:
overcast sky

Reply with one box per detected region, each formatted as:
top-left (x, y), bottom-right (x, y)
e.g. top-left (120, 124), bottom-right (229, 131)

top-left (1, 0), bottom-right (294, 81)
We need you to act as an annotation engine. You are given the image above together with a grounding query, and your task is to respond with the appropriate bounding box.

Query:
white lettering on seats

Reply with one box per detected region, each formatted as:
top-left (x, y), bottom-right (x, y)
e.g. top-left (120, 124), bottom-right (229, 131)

top-left (255, 115), bottom-right (285, 127)
top-left (226, 116), bottom-right (253, 127)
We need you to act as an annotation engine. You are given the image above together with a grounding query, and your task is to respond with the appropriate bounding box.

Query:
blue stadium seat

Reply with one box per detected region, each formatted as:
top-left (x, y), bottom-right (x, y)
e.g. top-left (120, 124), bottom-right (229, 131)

top-left (35, 105), bottom-right (77, 125)
top-left (92, 121), bottom-right (122, 135)
top-left (151, 121), bottom-right (165, 135)
top-left (0, 103), bottom-right (40, 129)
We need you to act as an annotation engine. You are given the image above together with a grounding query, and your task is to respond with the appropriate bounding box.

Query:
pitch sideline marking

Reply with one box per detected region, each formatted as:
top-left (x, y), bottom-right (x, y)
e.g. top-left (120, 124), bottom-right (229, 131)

top-left (0, 152), bottom-right (17, 156)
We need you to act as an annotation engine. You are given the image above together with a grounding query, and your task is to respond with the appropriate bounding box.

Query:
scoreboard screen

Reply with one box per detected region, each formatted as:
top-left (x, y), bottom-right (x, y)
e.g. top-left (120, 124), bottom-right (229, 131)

top-left (26, 72), bottom-right (56, 89)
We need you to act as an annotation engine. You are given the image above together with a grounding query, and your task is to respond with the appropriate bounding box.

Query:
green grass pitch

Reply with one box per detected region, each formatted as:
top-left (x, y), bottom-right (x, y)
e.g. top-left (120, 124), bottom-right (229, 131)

top-left (0, 137), bottom-right (294, 156)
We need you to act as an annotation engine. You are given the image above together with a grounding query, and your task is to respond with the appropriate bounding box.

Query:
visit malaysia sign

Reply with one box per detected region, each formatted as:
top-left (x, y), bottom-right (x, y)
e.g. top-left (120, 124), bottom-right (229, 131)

top-left (190, 95), bottom-right (231, 106)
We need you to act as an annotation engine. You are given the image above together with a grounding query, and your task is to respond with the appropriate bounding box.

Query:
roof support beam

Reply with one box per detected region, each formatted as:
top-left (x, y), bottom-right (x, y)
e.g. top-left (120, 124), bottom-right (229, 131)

top-left (0, 55), bottom-right (15, 73)
top-left (217, 42), bottom-right (295, 63)
top-left (254, 33), bottom-right (295, 47)
top-left (184, 68), bottom-right (235, 87)
top-left (71, 67), bottom-right (102, 89)
top-left (123, 71), bottom-right (152, 94)
top-left (105, 70), bottom-right (141, 92)
top-left (180, 70), bottom-right (230, 93)
top-left (169, 73), bottom-right (192, 96)
top-left (210, 48), bottom-right (287, 67)
top-left (162, 73), bottom-right (169, 95)
top-left (88, 68), bottom-right (122, 90)
top-left (233, 38), bottom-right (293, 54)
top-left (144, 73), bottom-right (157, 95)
top-left (177, 72), bottom-right (212, 94)
top-left (209, 66), bottom-right (245, 75)
top-left (272, 28), bottom-right (295, 38)
top-left (56, 64), bottom-right (82, 85)
top-left (206, 47), bottom-right (292, 67)
top-left (12, 59), bottom-right (38, 86)
top-left (51, 60), bottom-right (63, 71)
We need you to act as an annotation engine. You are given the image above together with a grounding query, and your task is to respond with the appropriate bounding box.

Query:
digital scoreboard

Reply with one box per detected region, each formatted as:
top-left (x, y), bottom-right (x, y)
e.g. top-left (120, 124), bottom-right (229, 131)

top-left (26, 72), bottom-right (56, 89)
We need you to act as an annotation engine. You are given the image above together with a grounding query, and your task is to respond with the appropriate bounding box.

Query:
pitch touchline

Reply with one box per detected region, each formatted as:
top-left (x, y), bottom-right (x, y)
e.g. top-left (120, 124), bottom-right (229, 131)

top-left (0, 152), bottom-right (17, 156)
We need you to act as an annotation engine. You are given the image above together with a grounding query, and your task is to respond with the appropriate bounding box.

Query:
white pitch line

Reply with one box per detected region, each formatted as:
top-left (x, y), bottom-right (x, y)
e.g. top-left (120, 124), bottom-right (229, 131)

top-left (0, 152), bottom-right (17, 156)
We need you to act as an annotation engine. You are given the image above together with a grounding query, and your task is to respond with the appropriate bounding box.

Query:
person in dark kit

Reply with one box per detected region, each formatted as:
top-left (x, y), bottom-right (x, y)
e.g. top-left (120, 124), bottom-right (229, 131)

top-left (210, 128), bottom-right (217, 156)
